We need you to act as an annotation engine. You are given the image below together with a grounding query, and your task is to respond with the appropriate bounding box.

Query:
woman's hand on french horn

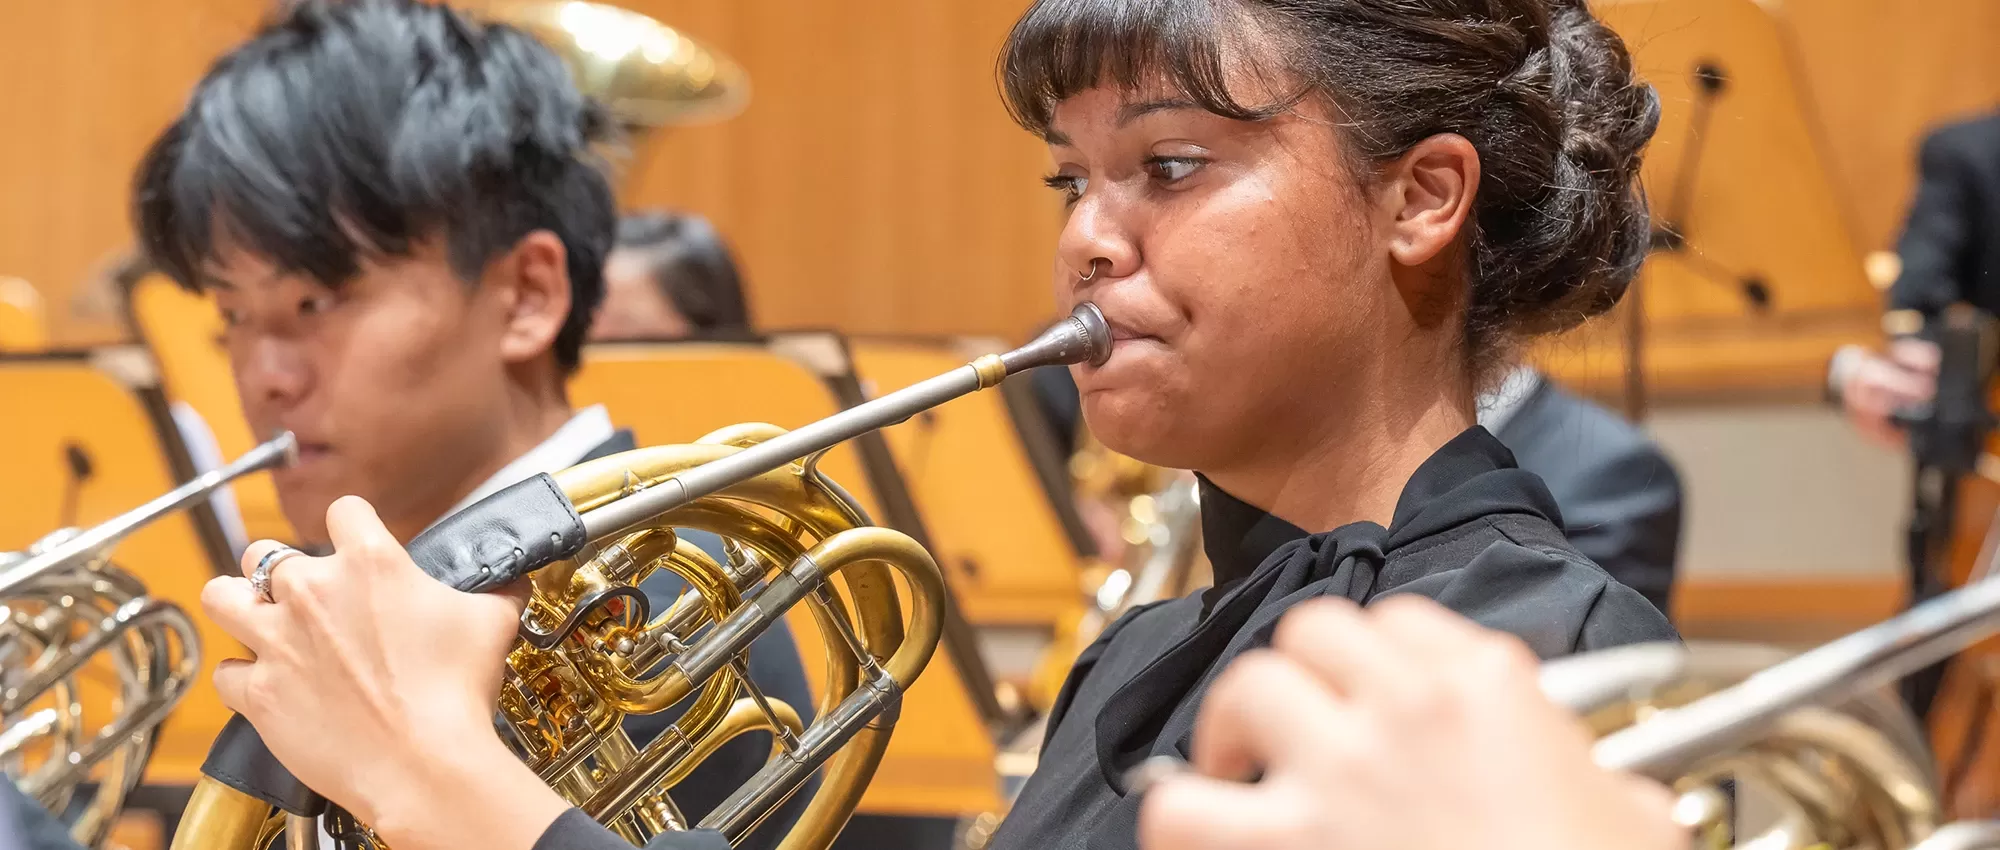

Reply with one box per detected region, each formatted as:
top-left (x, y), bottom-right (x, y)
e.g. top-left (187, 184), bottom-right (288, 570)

top-left (1137, 596), bottom-right (1685, 850)
top-left (200, 495), bottom-right (568, 850)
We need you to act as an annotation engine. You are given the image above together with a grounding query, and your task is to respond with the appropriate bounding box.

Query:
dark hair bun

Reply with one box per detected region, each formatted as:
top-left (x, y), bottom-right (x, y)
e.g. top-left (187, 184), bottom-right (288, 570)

top-left (1474, 0), bottom-right (1660, 347)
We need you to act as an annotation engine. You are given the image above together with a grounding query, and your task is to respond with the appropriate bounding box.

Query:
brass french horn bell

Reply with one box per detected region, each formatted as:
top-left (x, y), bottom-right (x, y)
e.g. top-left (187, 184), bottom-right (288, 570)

top-left (491, 1), bottom-right (751, 137)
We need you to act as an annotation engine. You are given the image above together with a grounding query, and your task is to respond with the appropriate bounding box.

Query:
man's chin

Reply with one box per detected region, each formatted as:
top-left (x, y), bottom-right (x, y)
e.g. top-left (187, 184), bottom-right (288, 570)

top-left (274, 494), bottom-right (334, 548)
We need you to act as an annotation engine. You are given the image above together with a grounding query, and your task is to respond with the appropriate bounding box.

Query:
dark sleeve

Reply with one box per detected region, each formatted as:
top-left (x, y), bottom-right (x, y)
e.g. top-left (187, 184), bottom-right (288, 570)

top-left (1577, 579), bottom-right (1682, 652)
top-left (2, 781), bottom-right (84, 850)
top-left (533, 809), bottom-right (730, 850)
top-left (1549, 441), bottom-right (1682, 619)
top-left (1889, 127), bottom-right (1982, 316)
top-left (1388, 541), bottom-right (1680, 659)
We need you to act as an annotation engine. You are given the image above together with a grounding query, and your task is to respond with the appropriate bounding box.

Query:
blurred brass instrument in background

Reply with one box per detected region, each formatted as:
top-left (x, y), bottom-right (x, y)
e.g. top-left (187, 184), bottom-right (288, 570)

top-left (492, 1), bottom-right (750, 139)
top-left (1026, 436), bottom-right (1203, 712)
top-left (1543, 575), bottom-right (2000, 850)
top-left (170, 306), bottom-right (1111, 850)
top-left (1067, 434), bottom-right (1203, 626)
top-left (0, 432), bottom-right (294, 848)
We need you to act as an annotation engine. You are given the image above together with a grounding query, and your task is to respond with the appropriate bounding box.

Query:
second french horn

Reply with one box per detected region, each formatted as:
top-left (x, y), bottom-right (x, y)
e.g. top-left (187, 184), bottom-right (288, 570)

top-left (1542, 568), bottom-right (2000, 850)
top-left (0, 432), bottom-right (295, 848)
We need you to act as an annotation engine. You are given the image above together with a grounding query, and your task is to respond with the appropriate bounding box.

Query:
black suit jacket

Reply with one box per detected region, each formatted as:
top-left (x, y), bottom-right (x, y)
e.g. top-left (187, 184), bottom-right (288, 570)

top-left (581, 430), bottom-right (816, 850)
top-left (1889, 111), bottom-right (2000, 318)
top-left (1490, 379), bottom-right (1683, 618)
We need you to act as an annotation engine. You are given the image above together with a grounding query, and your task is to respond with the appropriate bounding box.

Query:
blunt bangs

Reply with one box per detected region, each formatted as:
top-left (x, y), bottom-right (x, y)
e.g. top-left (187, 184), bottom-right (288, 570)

top-left (998, 0), bottom-right (1297, 138)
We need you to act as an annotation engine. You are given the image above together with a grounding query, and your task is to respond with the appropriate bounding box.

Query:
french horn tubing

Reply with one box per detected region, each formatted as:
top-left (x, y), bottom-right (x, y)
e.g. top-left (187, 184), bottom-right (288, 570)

top-left (169, 304), bottom-right (1111, 850)
top-left (1, 431), bottom-right (295, 848)
top-left (1539, 570), bottom-right (2000, 850)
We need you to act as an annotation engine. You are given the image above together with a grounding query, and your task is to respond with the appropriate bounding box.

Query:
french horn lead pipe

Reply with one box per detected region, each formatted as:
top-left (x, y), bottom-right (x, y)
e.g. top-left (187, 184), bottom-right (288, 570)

top-left (1590, 572), bottom-right (2000, 780)
top-left (579, 302), bottom-right (1113, 541)
top-left (0, 431), bottom-right (298, 595)
top-left (1128, 575), bottom-right (2000, 796)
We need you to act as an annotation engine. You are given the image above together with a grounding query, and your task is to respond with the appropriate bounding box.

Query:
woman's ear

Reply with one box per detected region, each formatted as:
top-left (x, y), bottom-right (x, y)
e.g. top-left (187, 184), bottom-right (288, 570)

top-left (1381, 133), bottom-right (1481, 269)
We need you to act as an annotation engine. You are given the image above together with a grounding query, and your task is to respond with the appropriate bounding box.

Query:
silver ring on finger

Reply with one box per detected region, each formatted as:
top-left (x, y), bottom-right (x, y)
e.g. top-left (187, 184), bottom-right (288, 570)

top-left (252, 546), bottom-right (307, 604)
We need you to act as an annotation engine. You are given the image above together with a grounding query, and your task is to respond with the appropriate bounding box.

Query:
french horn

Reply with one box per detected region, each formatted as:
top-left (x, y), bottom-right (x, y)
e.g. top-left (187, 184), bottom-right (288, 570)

top-left (1538, 569), bottom-right (2000, 850)
top-left (169, 304), bottom-right (1111, 849)
top-left (0, 432), bottom-right (295, 848)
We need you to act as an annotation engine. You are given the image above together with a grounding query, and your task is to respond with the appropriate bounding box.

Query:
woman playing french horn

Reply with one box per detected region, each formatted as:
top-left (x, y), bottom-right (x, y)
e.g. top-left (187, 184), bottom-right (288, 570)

top-left (181, 0), bottom-right (1680, 847)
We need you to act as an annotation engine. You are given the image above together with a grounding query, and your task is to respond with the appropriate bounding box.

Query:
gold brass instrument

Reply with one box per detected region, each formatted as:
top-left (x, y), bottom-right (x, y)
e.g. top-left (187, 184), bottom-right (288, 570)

top-left (170, 305), bottom-right (1110, 849)
top-left (1541, 573), bottom-right (2000, 850)
top-left (492, 1), bottom-right (750, 137)
top-left (0, 432), bottom-right (295, 848)
top-left (1067, 432), bottom-right (1204, 617)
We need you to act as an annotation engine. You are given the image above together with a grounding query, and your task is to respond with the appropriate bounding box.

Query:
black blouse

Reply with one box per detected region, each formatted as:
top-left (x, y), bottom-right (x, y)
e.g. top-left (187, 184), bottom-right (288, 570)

top-left (986, 426), bottom-right (1680, 850)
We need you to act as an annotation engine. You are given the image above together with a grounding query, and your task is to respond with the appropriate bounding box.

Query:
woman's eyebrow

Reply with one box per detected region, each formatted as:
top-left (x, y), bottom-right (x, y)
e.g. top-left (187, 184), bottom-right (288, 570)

top-left (1045, 97), bottom-right (1203, 145)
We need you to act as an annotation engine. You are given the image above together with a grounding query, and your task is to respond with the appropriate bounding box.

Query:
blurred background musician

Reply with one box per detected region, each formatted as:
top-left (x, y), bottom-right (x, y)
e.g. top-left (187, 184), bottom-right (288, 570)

top-left (125, 1), bottom-right (811, 846)
top-left (1826, 106), bottom-right (2000, 814)
top-left (1478, 365), bottom-right (1683, 619)
top-left (593, 210), bottom-right (755, 342)
top-left (1832, 109), bottom-right (2000, 448)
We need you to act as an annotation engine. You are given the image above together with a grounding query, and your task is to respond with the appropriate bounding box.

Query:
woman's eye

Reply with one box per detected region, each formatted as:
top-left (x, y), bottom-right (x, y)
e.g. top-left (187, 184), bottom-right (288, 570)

top-left (1145, 156), bottom-right (1205, 184)
top-left (217, 306), bottom-right (246, 328)
top-left (1042, 173), bottom-right (1087, 205)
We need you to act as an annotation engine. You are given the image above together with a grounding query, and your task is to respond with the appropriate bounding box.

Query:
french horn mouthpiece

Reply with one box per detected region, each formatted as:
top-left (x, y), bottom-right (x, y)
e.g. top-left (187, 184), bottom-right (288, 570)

top-left (1070, 302), bottom-right (1114, 367)
top-left (1001, 302), bottom-right (1113, 374)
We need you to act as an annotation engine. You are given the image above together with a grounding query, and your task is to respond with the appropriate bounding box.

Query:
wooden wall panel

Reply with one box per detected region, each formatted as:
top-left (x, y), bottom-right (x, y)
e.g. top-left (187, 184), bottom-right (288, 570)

top-left (458, 0), bottom-right (1065, 343)
top-left (1776, 0), bottom-right (2000, 253)
top-left (3, 0), bottom-right (1061, 347)
top-left (6, 0), bottom-right (1996, 376)
top-left (0, 0), bottom-right (269, 347)
top-left (1541, 0), bottom-right (2000, 403)
top-left (615, 0), bottom-right (1061, 341)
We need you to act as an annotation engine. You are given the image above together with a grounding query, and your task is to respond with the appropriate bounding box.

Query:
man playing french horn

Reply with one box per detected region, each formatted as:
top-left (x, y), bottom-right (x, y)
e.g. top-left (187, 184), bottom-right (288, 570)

top-left (126, 0), bottom-right (814, 846)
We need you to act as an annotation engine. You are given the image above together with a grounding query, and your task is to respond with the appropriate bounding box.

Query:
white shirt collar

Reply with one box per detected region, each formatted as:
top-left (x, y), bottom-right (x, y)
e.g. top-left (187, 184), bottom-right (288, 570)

top-left (1477, 366), bottom-right (1543, 434)
top-left (427, 404), bottom-right (615, 532)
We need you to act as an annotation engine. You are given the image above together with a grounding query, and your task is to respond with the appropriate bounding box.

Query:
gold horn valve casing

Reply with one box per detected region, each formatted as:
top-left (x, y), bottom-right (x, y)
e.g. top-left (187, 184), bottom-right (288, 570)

top-left (499, 427), bottom-right (946, 848)
top-left (174, 427), bottom-right (944, 850)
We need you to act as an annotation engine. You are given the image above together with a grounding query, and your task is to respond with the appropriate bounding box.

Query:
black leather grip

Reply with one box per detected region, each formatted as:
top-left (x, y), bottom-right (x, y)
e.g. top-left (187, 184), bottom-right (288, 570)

top-left (202, 714), bottom-right (328, 816)
top-left (198, 473), bottom-right (589, 814)
top-left (407, 473), bottom-right (587, 593)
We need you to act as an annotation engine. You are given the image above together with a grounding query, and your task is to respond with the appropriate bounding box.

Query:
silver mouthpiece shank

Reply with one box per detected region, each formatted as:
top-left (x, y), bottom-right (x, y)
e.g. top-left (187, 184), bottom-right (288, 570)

top-left (0, 430), bottom-right (299, 595)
